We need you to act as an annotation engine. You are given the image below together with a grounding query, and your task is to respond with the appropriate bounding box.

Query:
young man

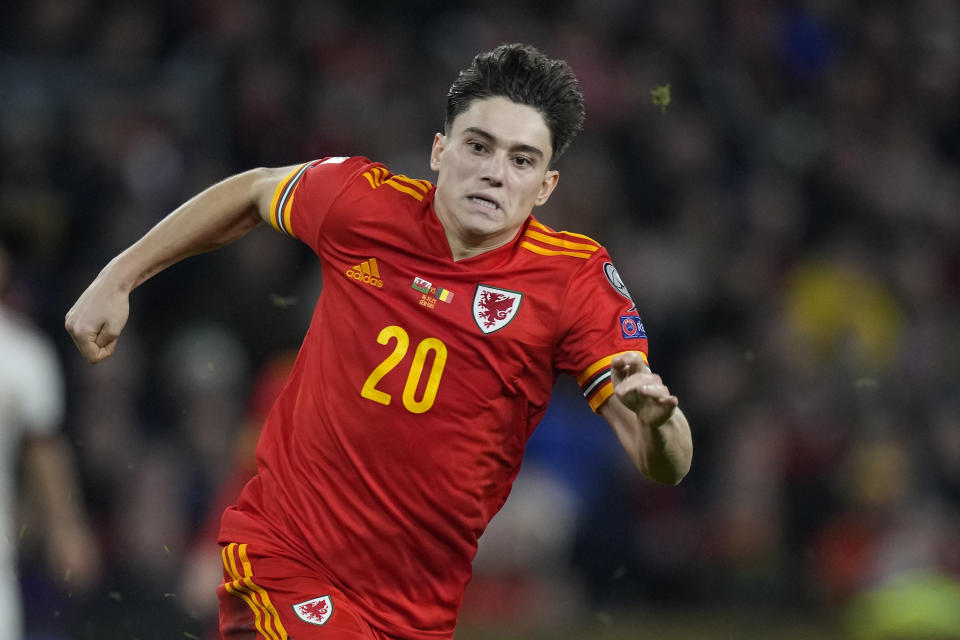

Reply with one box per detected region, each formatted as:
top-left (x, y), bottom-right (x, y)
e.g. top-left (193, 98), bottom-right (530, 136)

top-left (66, 44), bottom-right (692, 639)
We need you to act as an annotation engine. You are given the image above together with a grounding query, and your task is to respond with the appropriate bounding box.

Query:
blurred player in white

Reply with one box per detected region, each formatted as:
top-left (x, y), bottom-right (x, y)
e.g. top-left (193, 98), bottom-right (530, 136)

top-left (0, 236), bottom-right (100, 638)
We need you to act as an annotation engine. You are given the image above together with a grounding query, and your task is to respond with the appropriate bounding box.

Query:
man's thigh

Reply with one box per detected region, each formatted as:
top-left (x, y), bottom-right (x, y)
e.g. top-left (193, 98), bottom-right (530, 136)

top-left (217, 542), bottom-right (381, 640)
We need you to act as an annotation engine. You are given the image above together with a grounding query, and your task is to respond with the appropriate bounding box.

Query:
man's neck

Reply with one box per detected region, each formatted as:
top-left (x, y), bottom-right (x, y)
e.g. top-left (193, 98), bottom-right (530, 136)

top-left (442, 222), bottom-right (529, 262)
top-left (434, 201), bottom-right (528, 262)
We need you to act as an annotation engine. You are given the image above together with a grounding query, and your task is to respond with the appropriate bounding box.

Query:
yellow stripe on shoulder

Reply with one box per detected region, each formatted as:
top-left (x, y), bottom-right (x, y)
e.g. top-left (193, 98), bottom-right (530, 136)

top-left (528, 219), bottom-right (601, 246)
top-left (362, 167), bottom-right (389, 189)
top-left (361, 168), bottom-right (432, 201)
top-left (523, 229), bottom-right (599, 253)
top-left (520, 241), bottom-right (593, 260)
top-left (384, 177), bottom-right (425, 201)
top-left (392, 175), bottom-right (433, 193)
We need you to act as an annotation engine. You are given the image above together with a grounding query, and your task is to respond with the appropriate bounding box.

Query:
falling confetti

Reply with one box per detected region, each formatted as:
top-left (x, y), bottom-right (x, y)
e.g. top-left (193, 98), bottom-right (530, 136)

top-left (269, 293), bottom-right (298, 307)
top-left (651, 84), bottom-right (671, 114)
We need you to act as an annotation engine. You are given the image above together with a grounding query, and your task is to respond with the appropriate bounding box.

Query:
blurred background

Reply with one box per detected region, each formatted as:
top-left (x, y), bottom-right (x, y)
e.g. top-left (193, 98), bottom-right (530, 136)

top-left (1, 0), bottom-right (959, 638)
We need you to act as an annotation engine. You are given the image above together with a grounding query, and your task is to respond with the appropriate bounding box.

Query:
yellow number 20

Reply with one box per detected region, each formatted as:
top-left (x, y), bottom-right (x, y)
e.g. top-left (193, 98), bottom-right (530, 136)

top-left (360, 325), bottom-right (447, 414)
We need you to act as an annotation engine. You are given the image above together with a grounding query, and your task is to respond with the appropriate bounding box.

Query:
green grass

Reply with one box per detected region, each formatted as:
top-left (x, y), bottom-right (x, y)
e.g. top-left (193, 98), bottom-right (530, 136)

top-left (455, 607), bottom-right (845, 640)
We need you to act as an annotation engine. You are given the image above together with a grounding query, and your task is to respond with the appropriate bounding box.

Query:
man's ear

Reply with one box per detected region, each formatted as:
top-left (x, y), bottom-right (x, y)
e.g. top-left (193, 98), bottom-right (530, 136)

top-left (430, 133), bottom-right (446, 172)
top-left (535, 169), bottom-right (560, 206)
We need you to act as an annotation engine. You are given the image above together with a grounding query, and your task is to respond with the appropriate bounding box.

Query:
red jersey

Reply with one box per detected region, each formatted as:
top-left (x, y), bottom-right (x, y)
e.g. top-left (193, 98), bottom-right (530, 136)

top-left (219, 157), bottom-right (649, 638)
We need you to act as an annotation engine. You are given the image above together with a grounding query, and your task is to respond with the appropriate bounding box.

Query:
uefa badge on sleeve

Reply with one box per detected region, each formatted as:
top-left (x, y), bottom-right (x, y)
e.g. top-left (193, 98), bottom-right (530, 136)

top-left (293, 595), bottom-right (334, 625)
top-left (620, 315), bottom-right (646, 339)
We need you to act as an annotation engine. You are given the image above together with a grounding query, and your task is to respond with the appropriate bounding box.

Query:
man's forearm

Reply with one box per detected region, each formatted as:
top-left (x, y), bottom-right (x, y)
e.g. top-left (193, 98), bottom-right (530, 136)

top-left (66, 167), bottom-right (283, 363)
top-left (106, 169), bottom-right (266, 293)
top-left (636, 406), bottom-right (692, 485)
top-left (602, 398), bottom-right (693, 485)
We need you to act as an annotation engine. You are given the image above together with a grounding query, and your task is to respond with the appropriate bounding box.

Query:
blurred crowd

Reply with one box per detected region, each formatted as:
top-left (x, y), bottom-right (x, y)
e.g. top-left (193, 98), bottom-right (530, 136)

top-left (1, 0), bottom-right (959, 638)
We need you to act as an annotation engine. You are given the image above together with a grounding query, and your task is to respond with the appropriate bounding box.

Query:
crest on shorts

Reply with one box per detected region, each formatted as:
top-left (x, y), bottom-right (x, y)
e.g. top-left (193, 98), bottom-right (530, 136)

top-left (473, 285), bottom-right (523, 334)
top-left (293, 595), bottom-right (333, 626)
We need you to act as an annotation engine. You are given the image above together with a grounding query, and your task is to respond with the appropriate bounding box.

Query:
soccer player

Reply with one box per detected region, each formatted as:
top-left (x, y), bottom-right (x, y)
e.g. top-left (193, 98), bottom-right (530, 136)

top-left (65, 44), bottom-right (692, 639)
top-left (0, 237), bottom-right (101, 639)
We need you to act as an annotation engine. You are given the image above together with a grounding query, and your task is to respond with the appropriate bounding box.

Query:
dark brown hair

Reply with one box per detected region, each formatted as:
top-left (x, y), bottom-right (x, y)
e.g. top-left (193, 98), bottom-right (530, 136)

top-left (445, 43), bottom-right (585, 166)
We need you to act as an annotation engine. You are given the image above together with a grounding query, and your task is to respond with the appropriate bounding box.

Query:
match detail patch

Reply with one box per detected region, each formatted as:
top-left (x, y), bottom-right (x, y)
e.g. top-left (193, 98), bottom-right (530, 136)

top-left (412, 276), bottom-right (456, 310)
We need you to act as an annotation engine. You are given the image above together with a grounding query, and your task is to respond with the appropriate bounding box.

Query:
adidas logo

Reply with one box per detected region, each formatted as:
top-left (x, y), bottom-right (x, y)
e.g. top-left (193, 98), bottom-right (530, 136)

top-left (345, 258), bottom-right (384, 288)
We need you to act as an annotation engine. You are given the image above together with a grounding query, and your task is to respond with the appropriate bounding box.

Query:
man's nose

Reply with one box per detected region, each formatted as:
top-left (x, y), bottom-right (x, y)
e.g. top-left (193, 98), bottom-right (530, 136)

top-left (480, 152), bottom-right (507, 186)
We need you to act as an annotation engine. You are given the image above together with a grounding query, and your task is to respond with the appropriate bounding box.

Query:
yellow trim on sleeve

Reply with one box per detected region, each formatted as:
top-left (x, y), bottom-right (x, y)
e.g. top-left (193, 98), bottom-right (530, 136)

top-left (588, 383), bottom-right (616, 412)
top-left (269, 165), bottom-right (306, 235)
top-left (576, 351), bottom-right (646, 386)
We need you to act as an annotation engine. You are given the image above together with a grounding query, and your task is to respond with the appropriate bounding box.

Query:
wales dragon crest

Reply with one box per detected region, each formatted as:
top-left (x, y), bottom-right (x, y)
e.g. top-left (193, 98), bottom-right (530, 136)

top-left (473, 285), bottom-right (523, 334)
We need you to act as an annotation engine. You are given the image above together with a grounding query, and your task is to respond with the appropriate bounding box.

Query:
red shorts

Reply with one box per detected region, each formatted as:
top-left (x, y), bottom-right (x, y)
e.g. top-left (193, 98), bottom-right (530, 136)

top-left (217, 542), bottom-right (396, 640)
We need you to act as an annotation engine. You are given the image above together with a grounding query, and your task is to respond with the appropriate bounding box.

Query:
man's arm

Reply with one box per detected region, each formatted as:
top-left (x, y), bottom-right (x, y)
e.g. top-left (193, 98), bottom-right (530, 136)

top-left (22, 433), bottom-right (102, 590)
top-left (599, 351), bottom-right (692, 485)
top-left (65, 166), bottom-right (297, 363)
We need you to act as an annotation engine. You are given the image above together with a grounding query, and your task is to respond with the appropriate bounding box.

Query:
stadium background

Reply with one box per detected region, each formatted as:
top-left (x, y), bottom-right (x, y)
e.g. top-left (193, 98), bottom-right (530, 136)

top-left (2, 1), bottom-right (959, 638)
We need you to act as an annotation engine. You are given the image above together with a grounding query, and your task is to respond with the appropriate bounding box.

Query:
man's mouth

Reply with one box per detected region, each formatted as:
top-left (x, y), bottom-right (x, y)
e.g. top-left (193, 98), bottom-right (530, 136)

top-left (468, 195), bottom-right (500, 211)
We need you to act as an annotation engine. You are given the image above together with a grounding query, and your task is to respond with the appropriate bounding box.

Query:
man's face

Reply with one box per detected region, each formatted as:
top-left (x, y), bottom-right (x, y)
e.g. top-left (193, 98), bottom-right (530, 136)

top-left (430, 96), bottom-right (559, 254)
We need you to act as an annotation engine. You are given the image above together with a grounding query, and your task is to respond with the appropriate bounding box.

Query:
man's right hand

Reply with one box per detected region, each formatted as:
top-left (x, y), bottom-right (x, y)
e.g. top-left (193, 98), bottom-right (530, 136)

top-left (65, 267), bottom-right (130, 364)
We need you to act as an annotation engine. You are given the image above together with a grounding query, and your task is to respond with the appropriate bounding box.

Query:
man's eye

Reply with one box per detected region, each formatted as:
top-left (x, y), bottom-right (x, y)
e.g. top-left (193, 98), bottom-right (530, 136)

top-left (470, 142), bottom-right (485, 152)
top-left (514, 156), bottom-right (529, 166)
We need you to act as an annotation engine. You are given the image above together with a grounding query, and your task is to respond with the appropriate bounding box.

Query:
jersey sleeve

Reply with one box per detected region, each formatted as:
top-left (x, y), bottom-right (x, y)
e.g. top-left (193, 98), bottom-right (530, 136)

top-left (18, 332), bottom-right (65, 437)
top-left (554, 249), bottom-right (649, 413)
top-left (267, 156), bottom-right (384, 251)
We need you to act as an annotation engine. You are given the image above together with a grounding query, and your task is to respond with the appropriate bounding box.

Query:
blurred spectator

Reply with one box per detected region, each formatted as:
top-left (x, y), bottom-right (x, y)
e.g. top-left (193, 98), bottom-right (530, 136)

top-left (0, 235), bottom-right (101, 639)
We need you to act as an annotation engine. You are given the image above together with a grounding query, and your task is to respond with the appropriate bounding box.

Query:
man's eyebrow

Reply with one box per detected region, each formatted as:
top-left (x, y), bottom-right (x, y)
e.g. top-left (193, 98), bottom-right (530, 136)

top-left (462, 127), bottom-right (545, 160)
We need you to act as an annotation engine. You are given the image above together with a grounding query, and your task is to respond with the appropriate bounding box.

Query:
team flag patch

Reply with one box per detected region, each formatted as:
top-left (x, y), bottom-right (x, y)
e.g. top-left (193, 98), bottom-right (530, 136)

top-left (473, 285), bottom-right (523, 334)
top-left (412, 277), bottom-right (456, 309)
top-left (620, 315), bottom-right (646, 339)
top-left (412, 276), bottom-right (432, 294)
top-left (293, 595), bottom-right (334, 626)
